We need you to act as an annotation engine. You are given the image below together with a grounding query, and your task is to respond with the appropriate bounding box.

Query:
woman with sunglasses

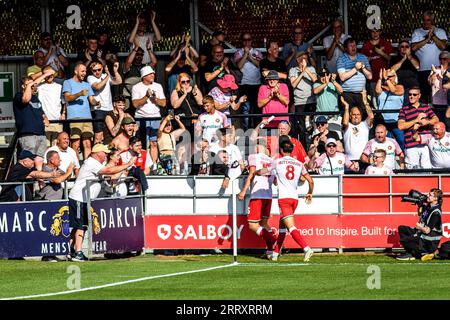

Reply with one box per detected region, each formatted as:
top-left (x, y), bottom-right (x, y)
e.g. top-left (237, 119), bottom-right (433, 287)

top-left (170, 73), bottom-right (203, 139)
top-left (166, 44), bottom-right (199, 95)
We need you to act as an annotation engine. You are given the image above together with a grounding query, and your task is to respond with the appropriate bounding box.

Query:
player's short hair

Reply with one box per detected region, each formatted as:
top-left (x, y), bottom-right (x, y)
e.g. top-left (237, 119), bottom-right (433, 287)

top-left (280, 139), bottom-right (294, 154)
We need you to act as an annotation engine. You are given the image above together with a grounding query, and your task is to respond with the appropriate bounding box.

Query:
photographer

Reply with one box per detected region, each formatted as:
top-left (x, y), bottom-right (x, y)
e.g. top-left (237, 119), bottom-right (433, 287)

top-left (397, 188), bottom-right (443, 261)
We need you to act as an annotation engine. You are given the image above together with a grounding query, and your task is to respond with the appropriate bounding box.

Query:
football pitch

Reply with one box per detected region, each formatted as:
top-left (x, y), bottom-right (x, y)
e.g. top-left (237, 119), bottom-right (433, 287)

top-left (1, 253), bottom-right (450, 300)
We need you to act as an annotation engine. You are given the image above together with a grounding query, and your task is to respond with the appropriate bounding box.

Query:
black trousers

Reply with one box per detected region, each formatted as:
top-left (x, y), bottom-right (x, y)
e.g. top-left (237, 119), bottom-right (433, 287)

top-left (398, 225), bottom-right (439, 258)
top-left (417, 70), bottom-right (432, 104)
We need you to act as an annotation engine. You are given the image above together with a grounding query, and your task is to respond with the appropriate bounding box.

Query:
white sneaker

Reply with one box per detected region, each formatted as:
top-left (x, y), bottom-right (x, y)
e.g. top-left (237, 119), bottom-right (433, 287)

top-left (270, 252), bottom-right (279, 261)
top-left (304, 249), bottom-right (313, 262)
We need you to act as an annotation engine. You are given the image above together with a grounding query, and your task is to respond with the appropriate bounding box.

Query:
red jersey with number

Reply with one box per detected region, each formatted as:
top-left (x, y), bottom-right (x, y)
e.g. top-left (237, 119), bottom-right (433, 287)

top-left (268, 156), bottom-right (308, 199)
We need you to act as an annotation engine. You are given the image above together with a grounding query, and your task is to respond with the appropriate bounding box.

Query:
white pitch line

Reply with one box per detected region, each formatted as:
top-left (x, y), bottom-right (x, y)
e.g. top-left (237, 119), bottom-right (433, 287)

top-left (1, 262), bottom-right (238, 301)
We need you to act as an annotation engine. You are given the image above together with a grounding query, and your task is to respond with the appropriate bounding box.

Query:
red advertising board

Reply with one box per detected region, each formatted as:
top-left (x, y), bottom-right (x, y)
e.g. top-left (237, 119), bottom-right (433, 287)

top-left (144, 214), bottom-right (450, 250)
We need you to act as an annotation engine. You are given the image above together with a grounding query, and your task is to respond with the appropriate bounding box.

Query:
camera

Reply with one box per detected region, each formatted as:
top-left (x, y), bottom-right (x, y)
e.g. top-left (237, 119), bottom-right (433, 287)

top-left (401, 189), bottom-right (427, 206)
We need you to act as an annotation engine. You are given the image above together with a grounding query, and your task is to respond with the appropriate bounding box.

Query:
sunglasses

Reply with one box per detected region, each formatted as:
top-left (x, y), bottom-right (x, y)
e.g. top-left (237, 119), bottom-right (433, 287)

top-left (280, 120), bottom-right (291, 126)
top-left (316, 123), bottom-right (327, 127)
top-left (409, 93), bottom-right (419, 96)
top-left (92, 68), bottom-right (102, 72)
top-left (326, 144), bottom-right (336, 148)
top-left (180, 80), bottom-right (190, 84)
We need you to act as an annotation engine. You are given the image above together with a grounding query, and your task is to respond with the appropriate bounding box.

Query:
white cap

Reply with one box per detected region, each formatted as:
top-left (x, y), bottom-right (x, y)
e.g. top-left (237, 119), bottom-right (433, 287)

top-left (140, 66), bottom-right (155, 78)
top-left (325, 138), bottom-right (337, 146)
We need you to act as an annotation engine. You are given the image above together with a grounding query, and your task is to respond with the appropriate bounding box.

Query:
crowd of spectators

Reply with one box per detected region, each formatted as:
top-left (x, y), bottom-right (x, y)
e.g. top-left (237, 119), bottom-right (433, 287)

top-left (1, 9), bottom-right (450, 202)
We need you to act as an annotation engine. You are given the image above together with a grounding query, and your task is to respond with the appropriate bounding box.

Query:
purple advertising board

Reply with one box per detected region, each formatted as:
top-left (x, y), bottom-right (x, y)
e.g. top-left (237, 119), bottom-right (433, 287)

top-left (0, 201), bottom-right (71, 258)
top-left (91, 197), bottom-right (144, 254)
top-left (0, 197), bottom-right (144, 258)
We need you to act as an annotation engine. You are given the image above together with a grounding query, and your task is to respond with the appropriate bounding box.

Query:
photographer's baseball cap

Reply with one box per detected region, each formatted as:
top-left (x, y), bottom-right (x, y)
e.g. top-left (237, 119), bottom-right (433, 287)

top-left (326, 138), bottom-right (337, 146)
top-left (140, 66), bottom-right (155, 78)
top-left (315, 115), bottom-right (328, 124)
top-left (18, 150), bottom-right (37, 160)
top-left (92, 144), bottom-right (111, 154)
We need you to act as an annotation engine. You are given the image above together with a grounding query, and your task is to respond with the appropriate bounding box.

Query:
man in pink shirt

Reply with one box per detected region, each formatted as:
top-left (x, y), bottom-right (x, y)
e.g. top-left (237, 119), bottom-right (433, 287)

top-left (257, 70), bottom-right (289, 131)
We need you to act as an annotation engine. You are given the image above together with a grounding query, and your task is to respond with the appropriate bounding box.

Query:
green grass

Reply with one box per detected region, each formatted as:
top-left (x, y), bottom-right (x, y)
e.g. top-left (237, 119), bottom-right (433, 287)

top-left (1, 253), bottom-right (450, 300)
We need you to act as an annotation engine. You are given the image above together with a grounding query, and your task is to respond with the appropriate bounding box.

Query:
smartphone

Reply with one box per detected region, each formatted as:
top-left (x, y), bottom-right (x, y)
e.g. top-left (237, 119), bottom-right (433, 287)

top-left (168, 109), bottom-right (175, 117)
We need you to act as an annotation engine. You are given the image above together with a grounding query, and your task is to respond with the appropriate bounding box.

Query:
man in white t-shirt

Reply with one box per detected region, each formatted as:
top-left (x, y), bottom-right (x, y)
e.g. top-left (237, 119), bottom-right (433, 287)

top-left (342, 93), bottom-right (374, 172)
top-left (127, 11), bottom-right (161, 65)
top-left (361, 124), bottom-right (405, 169)
top-left (313, 138), bottom-right (359, 175)
top-left (195, 95), bottom-right (229, 145)
top-left (257, 139), bottom-right (314, 262)
top-left (411, 11), bottom-right (448, 102)
top-left (44, 131), bottom-right (80, 177)
top-left (238, 140), bottom-right (276, 258)
top-left (132, 65), bottom-right (166, 164)
top-left (87, 61), bottom-right (122, 144)
top-left (37, 65), bottom-right (64, 147)
top-left (323, 19), bottom-right (350, 73)
top-left (68, 144), bottom-right (135, 262)
top-left (413, 121), bottom-right (450, 168)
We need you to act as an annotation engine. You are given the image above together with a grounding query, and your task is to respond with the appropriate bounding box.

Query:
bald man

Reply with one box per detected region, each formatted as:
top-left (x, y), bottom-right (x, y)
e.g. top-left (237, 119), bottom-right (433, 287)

top-left (44, 131), bottom-right (80, 177)
top-left (413, 122), bottom-right (450, 168)
top-left (361, 124), bottom-right (405, 169)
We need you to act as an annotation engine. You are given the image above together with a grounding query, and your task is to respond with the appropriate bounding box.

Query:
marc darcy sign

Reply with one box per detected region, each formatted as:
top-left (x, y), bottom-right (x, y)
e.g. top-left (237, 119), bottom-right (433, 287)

top-left (0, 72), bottom-right (14, 121)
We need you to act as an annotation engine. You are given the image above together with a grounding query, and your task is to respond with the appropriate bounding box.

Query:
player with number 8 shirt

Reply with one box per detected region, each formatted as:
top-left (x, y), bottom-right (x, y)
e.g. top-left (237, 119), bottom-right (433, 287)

top-left (257, 139), bottom-right (314, 262)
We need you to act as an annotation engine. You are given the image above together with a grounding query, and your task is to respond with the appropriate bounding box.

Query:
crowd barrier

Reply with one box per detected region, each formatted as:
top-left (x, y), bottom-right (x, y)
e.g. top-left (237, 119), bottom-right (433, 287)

top-left (0, 175), bottom-right (449, 258)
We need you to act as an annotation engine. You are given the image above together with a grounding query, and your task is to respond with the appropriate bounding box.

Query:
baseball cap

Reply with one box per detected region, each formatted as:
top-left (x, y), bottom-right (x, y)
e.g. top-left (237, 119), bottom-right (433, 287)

top-left (18, 150), bottom-right (37, 160)
top-left (315, 115), bottom-right (328, 124)
top-left (140, 66), bottom-right (155, 78)
top-left (265, 70), bottom-right (280, 80)
top-left (326, 138), bottom-right (337, 146)
top-left (92, 144), bottom-right (111, 154)
top-left (121, 117), bottom-right (136, 125)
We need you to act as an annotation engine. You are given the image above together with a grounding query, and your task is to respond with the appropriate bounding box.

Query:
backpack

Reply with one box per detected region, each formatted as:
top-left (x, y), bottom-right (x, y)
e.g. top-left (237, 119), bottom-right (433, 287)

top-left (438, 241), bottom-right (450, 259)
